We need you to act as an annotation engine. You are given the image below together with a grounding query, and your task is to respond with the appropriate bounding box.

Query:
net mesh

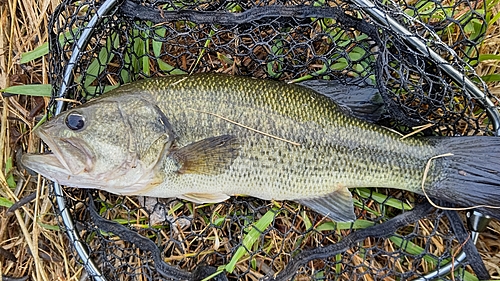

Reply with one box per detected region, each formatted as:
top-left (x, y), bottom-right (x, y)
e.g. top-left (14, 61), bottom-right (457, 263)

top-left (46, 0), bottom-right (497, 280)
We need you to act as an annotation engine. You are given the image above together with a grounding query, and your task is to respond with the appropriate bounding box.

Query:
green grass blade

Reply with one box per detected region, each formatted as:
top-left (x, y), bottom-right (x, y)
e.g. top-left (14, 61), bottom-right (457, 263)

top-left (489, 9), bottom-right (500, 25)
top-left (481, 74), bottom-right (500, 82)
top-left (201, 266), bottom-right (226, 281)
top-left (479, 54), bottom-right (500, 61)
top-left (225, 208), bottom-right (279, 273)
top-left (390, 236), bottom-right (438, 264)
top-left (0, 84), bottom-right (51, 97)
top-left (0, 197), bottom-right (14, 208)
top-left (389, 236), bottom-right (479, 281)
top-left (37, 221), bottom-right (60, 231)
top-left (20, 28), bottom-right (76, 63)
top-left (301, 210), bottom-right (313, 229)
top-left (315, 219), bottom-right (375, 232)
top-left (77, 31), bottom-right (119, 92)
top-left (190, 29), bottom-right (216, 73)
top-left (4, 157), bottom-right (16, 188)
top-left (32, 114), bottom-right (48, 131)
top-left (355, 188), bottom-right (413, 211)
top-left (20, 42), bottom-right (50, 64)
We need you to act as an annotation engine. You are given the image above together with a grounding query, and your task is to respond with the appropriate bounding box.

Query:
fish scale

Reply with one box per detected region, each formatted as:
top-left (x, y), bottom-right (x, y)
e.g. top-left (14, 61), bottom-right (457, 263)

top-left (138, 74), bottom-right (438, 201)
top-left (22, 73), bottom-right (500, 221)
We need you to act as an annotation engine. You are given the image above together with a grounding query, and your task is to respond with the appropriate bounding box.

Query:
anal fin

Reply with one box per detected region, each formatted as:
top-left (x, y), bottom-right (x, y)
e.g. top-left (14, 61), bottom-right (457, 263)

top-left (179, 192), bottom-right (230, 204)
top-left (297, 187), bottom-right (355, 222)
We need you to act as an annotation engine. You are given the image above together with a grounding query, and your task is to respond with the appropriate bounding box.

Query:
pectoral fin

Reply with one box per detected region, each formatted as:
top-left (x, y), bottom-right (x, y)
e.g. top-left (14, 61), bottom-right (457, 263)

top-left (297, 187), bottom-right (355, 222)
top-left (179, 192), bottom-right (230, 204)
top-left (169, 135), bottom-right (240, 175)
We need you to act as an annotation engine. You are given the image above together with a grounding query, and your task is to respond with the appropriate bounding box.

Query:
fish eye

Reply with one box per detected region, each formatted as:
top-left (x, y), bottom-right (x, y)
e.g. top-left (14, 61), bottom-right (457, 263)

top-left (65, 112), bottom-right (85, 131)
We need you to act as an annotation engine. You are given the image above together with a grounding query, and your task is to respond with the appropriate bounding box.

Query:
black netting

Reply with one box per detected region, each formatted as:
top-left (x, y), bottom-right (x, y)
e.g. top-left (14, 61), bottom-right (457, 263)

top-left (45, 0), bottom-right (498, 280)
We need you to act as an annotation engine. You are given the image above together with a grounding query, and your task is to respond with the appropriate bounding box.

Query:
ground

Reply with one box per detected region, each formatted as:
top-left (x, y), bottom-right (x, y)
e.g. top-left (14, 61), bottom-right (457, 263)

top-left (1, 0), bottom-right (500, 280)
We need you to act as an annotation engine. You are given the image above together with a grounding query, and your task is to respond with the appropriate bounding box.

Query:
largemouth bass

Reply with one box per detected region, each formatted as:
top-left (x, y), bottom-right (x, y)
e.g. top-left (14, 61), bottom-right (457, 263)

top-left (22, 73), bottom-right (500, 221)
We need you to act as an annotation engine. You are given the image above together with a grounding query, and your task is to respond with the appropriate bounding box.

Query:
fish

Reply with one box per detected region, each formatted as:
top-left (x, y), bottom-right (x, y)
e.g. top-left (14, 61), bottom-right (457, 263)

top-left (21, 73), bottom-right (500, 222)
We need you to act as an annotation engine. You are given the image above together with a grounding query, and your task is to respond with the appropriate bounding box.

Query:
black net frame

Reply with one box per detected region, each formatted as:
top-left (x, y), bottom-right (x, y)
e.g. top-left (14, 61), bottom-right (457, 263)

top-left (44, 0), bottom-right (500, 280)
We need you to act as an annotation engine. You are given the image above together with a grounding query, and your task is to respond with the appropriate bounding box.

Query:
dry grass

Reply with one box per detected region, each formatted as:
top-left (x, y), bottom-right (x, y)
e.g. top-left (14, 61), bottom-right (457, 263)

top-left (477, 1), bottom-right (500, 98)
top-left (1, 0), bottom-right (500, 280)
top-left (0, 0), bottom-right (74, 280)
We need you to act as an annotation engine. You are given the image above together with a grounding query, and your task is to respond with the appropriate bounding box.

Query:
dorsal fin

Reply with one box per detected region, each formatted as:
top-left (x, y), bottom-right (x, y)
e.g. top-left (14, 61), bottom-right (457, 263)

top-left (298, 79), bottom-right (385, 123)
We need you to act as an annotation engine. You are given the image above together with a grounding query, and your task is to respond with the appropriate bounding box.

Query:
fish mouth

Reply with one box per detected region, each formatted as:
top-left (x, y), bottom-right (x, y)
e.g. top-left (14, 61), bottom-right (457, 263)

top-left (22, 126), bottom-right (95, 176)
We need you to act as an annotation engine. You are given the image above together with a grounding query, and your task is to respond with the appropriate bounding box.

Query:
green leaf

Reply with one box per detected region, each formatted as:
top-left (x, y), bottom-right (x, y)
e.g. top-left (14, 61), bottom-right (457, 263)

top-left (331, 60), bottom-right (348, 70)
top-left (85, 85), bottom-right (119, 94)
top-left (201, 266), bottom-right (226, 281)
top-left (37, 221), bottom-right (60, 231)
top-left (289, 64), bottom-right (329, 83)
top-left (0, 197), bottom-right (14, 208)
top-left (349, 47), bottom-right (366, 61)
top-left (301, 210), bottom-right (313, 229)
top-left (390, 236), bottom-right (437, 264)
top-left (158, 60), bottom-right (187, 74)
top-left (0, 84), bottom-right (52, 97)
top-left (152, 27), bottom-right (166, 57)
top-left (481, 74), bottom-right (500, 82)
top-left (389, 236), bottom-right (479, 280)
top-left (225, 208), bottom-right (279, 273)
top-left (267, 36), bottom-right (284, 78)
top-left (20, 28), bottom-right (76, 63)
top-left (356, 188), bottom-right (413, 211)
top-left (5, 157), bottom-right (16, 189)
top-left (217, 52), bottom-right (235, 66)
top-left (77, 32), bottom-right (120, 91)
top-left (151, 26), bottom-right (186, 75)
top-left (489, 7), bottom-right (500, 26)
top-left (479, 54), bottom-right (500, 61)
top-left (32, 114), bottom-right (48, 131)
top-left (20, 42), bottom-right (50, 64)
top-left (315, 219), bottom-right (375, 232)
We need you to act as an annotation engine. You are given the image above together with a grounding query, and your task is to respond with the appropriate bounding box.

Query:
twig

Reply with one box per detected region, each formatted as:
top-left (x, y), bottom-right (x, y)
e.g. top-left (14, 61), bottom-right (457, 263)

top-left (381, 126), bottom-right (405, 137)
top-left (188, 108), bottom-right (301, 146)
top-left (169, 76), bottom-right (189, 86)
top-left (401, 123), bottom-right (434, 140)
top-left (421, 153), bottom-right (500, 210)
top-left (53, 98), bottom-right (82, 105)
top-left (450, 234), bottom-right (471, 281)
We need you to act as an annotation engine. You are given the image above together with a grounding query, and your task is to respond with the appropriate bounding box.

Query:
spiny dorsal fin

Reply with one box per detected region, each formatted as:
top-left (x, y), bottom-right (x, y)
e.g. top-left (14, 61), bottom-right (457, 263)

top-left (298, 79), bottom-right (384, 123)
top-left (297, 187), bottom-right (355, 222)
top-left (169, 135), bottom-right (240, 175)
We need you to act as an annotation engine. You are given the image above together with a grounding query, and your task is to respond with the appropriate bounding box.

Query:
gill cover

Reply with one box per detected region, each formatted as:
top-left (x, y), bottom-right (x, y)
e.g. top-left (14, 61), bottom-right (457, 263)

top-left (22, 92), bottom-right (174, 193)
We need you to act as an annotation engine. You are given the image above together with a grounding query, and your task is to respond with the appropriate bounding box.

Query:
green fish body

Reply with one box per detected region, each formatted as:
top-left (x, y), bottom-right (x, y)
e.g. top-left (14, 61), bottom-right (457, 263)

top-left (22, 74), bottom-right (500, 221)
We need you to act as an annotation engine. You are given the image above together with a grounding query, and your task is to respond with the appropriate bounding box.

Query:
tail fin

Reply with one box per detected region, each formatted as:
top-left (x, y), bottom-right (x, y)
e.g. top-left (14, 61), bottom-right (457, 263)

top-left (427, 136), bottom-right (500, 219)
